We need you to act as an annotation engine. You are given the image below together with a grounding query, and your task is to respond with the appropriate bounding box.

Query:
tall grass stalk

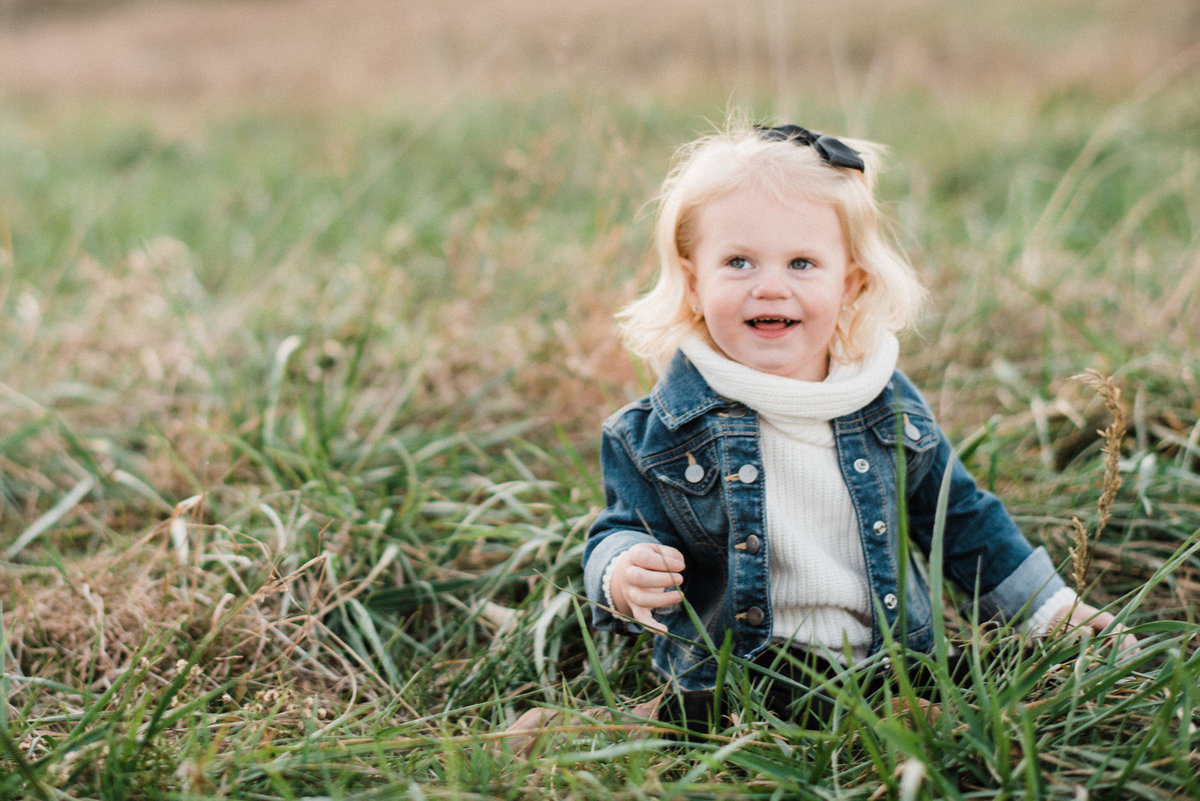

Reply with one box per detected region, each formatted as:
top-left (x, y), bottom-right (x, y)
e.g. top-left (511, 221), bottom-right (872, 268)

top-left (1068, 370), bottom-right (1127, 593)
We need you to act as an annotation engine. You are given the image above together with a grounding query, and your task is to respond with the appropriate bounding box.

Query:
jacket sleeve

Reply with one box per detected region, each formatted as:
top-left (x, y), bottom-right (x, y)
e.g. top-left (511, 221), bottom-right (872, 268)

top-left (583, 413), bottom-right (686, 635)
top-left (901, 382), bottom-right (1067, 624)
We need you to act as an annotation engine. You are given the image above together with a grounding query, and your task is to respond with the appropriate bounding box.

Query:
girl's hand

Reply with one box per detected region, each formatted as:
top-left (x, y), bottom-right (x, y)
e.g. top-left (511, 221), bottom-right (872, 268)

top-left (609, 543), bottom-right (686, 633)
top-left (1048, 602), bottom-right (1139, 656)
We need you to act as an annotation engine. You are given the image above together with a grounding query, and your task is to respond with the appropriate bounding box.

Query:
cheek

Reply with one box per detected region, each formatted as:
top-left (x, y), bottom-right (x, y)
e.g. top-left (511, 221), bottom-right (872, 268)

top-left (688, 271), bottom-right (718, 309)
top-left (694, 281), bottom-right (735, 318)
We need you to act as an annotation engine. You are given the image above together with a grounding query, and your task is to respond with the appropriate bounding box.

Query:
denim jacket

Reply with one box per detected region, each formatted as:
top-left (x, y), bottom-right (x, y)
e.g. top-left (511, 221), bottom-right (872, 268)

top-left (583, 350), bottom-right (1067, 690)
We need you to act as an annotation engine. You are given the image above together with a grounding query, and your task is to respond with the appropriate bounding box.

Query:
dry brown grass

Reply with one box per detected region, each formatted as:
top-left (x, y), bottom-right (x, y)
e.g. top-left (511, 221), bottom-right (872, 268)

top-left (1, 496), bottom-right (401, 768)
top-left (7, 522), bottom-right (314, 685)
top-left (1067, 370), bottom-right (1126, 592)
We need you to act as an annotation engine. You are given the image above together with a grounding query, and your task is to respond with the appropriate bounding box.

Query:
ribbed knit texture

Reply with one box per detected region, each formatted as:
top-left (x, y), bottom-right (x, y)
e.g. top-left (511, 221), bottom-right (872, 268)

top-left (1025, 586), bottom-right (1079, 635)
top-left (681, 333), bottom-right (898, 657)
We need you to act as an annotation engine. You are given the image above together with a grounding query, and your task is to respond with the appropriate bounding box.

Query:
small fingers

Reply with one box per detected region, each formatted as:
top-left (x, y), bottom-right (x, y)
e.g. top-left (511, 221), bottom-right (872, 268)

top-left (1081, 610), bottom-right (1138, 652)
top-left (624, 564), bottom-right (683, 591)
top-left (1051, 603), bottom-right (1139, 656)
top-left (624, 585), bottom-right (683, 610)
top-left (628, 588), bottom-right (681, 635)
top-left (631, 606), bottom-right (668, 633)
top-left (1108, 623), bottom-right (1140, 656)
top-left (627, 543), bottom-right (686, 573)
top-left (610, 544), bottom-right (686, 635)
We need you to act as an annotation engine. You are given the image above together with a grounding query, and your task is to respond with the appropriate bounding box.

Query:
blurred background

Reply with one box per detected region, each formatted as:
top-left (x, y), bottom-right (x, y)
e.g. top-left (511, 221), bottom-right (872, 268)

top-left (2, 0), bottom-right (1198, 607)
top-left (2, 1), bottom-right (1195, 111)
top-left (3, 0), bottom-right (1198, 585)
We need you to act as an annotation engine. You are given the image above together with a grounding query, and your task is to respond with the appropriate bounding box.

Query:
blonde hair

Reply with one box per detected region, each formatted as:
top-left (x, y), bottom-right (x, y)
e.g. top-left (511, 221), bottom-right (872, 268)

top-left (618, 121), bottom-right (926, 373)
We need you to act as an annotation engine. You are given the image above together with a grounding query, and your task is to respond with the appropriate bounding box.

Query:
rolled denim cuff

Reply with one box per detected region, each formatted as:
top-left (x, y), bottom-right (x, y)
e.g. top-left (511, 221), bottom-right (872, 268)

top-left (976, 546), bottom-right (1068, 624)
top-left (583, 530), bottom-right (659, 633)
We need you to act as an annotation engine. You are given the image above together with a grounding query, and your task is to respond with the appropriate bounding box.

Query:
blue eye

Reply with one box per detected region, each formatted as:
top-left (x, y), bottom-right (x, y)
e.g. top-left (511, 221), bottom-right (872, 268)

top-left (727, 256), bottom-right (751, 270)
top-left (790, 258), bottom-right (816, 271)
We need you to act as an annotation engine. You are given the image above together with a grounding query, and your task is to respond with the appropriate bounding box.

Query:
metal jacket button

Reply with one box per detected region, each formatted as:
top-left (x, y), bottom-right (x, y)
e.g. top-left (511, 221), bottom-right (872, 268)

top-left (903, 414), bottom-right (921, 441)
top-left (744, 534), bottom-right (761, 555)
top-left (739, 606), bottom-right (765, 626)
top-left (685, 463), bottom-right (704, 483)
top-left (873, 520), bottom-right (887, 536)
top-left (725, 404), bottom-right (747, 418)
top-left (883, 593), bottom-right (899, 610)
top-left (737, 464), bottom-right (759, 483)
top-left (853, 458), bottom-right (870, 473)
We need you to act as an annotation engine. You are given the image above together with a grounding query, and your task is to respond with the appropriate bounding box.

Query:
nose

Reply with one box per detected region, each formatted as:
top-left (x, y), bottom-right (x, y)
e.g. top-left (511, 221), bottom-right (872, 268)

top-left (751, 269), bottom-right (790, 300)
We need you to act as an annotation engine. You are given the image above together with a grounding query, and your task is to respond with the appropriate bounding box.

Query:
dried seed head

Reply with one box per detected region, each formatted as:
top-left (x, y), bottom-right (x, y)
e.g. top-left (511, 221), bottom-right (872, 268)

top-left (1067, 370), bottom-right (1127, 592)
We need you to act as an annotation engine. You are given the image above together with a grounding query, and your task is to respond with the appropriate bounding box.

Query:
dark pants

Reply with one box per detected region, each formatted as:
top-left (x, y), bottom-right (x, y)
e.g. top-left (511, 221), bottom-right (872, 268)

top-left (656, 644), bottom-right (973, 734)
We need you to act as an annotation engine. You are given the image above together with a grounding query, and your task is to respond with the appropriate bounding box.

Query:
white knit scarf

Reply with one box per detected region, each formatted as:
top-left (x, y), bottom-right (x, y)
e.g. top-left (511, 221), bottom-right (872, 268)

top-left (679, 331), bottom-right (899, 426)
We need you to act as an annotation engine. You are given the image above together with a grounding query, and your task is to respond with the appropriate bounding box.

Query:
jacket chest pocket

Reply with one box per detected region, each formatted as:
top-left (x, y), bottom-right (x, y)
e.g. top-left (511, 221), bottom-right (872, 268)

top-left (867, 408), bottom-right (939, 482)
top-left (645, 442), bottom-right (729, 552)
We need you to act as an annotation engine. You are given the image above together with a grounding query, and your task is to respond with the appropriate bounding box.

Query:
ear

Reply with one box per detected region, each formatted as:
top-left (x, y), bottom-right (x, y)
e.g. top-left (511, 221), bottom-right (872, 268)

top-left (681, 257), bottom-right (700, 309)
top-left (842, 264), bottom-right (866, 306)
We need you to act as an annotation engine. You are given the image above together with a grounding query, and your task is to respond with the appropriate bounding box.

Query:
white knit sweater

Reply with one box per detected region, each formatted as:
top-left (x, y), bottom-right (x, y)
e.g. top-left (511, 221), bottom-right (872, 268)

top-left (681, 333), bottom-right (899, 659)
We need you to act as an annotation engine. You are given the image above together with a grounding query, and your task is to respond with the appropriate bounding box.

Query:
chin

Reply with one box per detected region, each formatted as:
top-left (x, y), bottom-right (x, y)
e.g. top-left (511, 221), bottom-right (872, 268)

top-left (751, 362), bottom-right (798, 379)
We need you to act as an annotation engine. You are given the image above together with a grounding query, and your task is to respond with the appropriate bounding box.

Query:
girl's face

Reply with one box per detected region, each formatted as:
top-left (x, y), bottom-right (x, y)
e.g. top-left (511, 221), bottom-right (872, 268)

top-left (682, 183), bottom-right (863, 382)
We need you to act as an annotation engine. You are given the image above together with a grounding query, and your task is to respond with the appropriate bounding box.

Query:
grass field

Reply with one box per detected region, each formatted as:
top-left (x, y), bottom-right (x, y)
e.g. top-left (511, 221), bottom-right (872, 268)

top-left (2, 1), bottom-right (1199, 798)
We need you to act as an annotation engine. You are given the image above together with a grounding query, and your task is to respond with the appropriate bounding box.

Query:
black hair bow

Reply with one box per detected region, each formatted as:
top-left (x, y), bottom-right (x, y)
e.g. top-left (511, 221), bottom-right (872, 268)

top-left (754, 124), bottom-right (865, 173)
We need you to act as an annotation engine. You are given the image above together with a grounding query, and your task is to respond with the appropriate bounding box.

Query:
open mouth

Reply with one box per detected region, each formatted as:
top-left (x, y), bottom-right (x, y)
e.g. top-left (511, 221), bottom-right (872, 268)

top-left (746, 317), bottom-right (798, 331)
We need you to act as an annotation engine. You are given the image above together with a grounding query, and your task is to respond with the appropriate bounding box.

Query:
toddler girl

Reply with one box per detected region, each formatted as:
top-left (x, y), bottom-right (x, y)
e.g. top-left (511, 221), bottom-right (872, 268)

top-left (583, 122), bottom-right (1131, 721)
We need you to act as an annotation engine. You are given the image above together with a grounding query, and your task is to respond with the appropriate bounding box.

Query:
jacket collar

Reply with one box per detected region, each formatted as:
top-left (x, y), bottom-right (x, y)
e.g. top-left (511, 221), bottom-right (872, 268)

top-left (649, 349), bottom-right (901, 432)
top-left (649, 350), bottom-right (733, 430)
